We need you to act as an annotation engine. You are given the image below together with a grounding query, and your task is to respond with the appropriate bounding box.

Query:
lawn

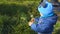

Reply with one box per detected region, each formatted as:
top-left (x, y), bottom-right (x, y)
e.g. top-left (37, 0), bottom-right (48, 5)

top-left (0, 0), bottom-right (60, 34)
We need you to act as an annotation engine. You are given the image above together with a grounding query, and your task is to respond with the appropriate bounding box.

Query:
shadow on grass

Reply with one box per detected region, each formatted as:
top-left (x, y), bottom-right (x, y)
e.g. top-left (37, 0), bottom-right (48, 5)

top-left (0, 3), bottom-right (29, 16)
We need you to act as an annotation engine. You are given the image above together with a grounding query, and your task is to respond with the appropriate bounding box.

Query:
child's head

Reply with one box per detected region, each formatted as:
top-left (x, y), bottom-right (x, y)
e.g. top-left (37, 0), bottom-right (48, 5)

top-left (38, 1), bottom-right (54, 18)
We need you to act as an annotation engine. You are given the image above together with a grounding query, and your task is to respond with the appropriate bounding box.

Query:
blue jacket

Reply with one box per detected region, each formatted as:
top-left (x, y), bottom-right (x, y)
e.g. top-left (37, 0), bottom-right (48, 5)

top-left (31, 14), bottom-right (58, 33)
top-left (30, 1), bottom-right (58, 33)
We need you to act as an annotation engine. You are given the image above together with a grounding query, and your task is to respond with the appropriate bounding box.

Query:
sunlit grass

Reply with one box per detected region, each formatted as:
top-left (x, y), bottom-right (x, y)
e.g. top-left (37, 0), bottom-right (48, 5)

top-left (0, 1), bottom-right (39, 4)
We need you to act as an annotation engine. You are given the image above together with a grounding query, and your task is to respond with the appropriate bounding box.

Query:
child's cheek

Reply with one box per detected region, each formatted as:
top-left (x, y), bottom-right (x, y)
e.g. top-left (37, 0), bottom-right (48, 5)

top-left (40, 13), bottom-right (43, 16)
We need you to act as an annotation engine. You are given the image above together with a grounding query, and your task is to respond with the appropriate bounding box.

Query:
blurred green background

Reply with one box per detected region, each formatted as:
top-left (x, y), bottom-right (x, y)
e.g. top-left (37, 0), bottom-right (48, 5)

top-left (0, 0), bottom-right (60, 34)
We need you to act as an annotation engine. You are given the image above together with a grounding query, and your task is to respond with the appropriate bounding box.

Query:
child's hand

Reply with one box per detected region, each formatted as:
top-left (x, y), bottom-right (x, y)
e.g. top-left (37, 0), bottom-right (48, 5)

top-left (28, 18), bottom-right (35, 26)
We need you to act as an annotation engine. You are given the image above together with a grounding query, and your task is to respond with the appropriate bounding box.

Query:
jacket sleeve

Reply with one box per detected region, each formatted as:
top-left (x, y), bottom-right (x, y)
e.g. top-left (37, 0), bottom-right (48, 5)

top-left (30, 19), bottom-right (53, 33)
top-left (30, 24), bottom-right (38, 31)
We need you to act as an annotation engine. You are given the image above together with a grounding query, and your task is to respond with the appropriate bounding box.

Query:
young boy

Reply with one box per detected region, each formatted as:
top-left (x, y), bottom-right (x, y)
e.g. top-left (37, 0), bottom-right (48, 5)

top-left (28, 0), bottom-right (58, 34)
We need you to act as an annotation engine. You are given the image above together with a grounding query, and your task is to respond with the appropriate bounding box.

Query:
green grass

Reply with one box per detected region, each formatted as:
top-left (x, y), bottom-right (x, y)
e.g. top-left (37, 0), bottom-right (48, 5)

top-left (0, 0), bottom-right (60, 34)
top-left (53, 21), bottom-right (60, 34)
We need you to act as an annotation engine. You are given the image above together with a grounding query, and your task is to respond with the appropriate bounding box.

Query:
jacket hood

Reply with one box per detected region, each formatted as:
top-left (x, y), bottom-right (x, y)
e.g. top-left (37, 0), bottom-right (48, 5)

top-left (38, 1), bottom-right (54, 18)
